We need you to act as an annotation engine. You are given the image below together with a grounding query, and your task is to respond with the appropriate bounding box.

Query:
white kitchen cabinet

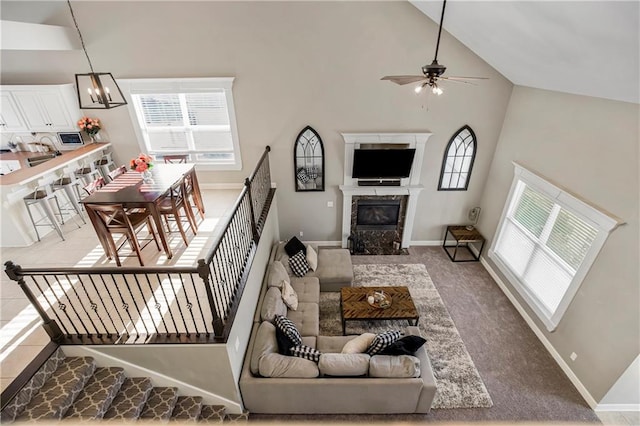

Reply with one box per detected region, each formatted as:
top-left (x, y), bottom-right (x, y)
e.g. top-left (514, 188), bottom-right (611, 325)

top-left (1, 84), bottom-right (80, 133)
top-left (0, 93), bottom-right (28, 132)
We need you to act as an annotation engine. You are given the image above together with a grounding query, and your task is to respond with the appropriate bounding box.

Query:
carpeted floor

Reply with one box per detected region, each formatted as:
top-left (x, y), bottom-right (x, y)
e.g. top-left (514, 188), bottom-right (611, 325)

top-left (250, 246), bottom-right (601, 424)
top-left (319, 263), bottom-right (492, 409)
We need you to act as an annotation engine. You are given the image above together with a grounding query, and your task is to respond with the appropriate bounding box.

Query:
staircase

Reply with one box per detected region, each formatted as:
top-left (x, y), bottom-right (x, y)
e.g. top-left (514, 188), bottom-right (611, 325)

top-left (1, 348), bottom-right (247, 423)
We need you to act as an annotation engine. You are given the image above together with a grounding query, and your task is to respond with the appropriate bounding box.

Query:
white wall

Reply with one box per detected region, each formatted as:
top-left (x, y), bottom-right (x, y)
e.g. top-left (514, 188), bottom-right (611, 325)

top-left (0, 1), bottom-right (513, 243)
top-left (479, 86), bottom-right (640, 402)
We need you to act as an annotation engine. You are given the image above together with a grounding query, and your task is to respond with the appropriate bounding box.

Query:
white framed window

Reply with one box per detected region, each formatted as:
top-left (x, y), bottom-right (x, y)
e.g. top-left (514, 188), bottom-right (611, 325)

top-left (120, 77), bottom-right (242, 170)
top-left (489, 163), bottom-right (621, 331)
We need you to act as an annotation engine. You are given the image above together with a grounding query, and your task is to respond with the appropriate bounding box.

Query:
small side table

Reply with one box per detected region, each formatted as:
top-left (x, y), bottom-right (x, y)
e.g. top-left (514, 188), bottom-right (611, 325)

top-left (443, 225), bottom-right (485, 262)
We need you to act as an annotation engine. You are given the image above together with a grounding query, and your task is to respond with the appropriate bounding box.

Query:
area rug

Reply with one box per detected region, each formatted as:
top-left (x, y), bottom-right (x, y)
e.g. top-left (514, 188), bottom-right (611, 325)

top-left (319, 263), bottom-right (493, 409)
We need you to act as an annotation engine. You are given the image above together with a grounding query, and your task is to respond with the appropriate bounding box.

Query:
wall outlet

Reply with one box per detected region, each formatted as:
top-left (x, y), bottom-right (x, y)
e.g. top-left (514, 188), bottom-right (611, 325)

top-left (299, 231), bottom-right (303, 237)
top-left (570, 352), bottom-right (577, 361)
top-left (327, 201), bottom-right (334, 208)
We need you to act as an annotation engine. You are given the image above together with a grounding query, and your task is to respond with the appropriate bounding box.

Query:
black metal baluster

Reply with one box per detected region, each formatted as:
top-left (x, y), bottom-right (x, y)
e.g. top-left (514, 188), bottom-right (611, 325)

top-left (88, 275), bottom-right (116, 338)
top-left (166, 273), bottom-right (190, 335)
top-left (208, 260), bottom-right (225, 325)
top-left (100, 274), bottom-right (128, 339)
top-left (108, 274), bottom-right (140, 339)
top-left (155, 273), bottom-right (179, 335)
top-left (176, 273), bottom-right (198, 337)
top-left (200, 261), bottom-right (223, 337)
top-left (26, 275), bottom-right (70, 337)
top-left (74, 274), bottom-right (107, 338)
top-left (143, 274), bottom-right (169, 335)
top-left (41, 275), bottom-right (80, 336)
top-left (132, 275), bottom-right (160, 336)
top-left (121, 274), bottom-right (150, 340)
top-left (189, 270), bottom-right (210, 335)
top-left (215, 247), bottom-right (231, 317)
top-left (63, 274), bottom-right (97, 337)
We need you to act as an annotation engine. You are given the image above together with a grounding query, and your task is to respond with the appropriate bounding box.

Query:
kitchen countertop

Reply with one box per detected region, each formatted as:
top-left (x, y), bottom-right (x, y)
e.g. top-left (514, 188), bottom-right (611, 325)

top-left (0, 143), bottom-right (111, 186)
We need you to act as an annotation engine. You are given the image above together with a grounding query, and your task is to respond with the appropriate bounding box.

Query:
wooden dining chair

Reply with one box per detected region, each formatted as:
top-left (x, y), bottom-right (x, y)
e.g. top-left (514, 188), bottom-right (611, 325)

top-left (157, 179), bottom-right (198, 245)
top-left (163, 154), bottom-right (188, 164)
top-left (183, 169), bottom-right (205, 220)
top-left (107, 165), bottom-right (128, 182)
top-left (82, 177), bottom-right (106, 196)
top-left (84, 203), bottom-right (161, 266)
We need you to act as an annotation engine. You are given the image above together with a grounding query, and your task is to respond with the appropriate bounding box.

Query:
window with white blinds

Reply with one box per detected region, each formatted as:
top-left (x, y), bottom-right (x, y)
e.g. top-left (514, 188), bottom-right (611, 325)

top-left (123, 78), bottom-right (242, 169)
top-left (489, 164), bottom-right (618, 331)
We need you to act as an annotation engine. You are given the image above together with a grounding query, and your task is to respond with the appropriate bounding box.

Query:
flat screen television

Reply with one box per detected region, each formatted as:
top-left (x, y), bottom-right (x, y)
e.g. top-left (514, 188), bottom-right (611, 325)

top-left (352, 148), bottom-right (416, 179)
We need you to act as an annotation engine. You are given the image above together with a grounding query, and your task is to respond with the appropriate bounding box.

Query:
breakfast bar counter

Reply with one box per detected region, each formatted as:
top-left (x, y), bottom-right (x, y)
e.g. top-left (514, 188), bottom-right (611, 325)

top-left (0, 143), bottom-right (111, 247)
top-left (0, 143), bottom-right (110, 186)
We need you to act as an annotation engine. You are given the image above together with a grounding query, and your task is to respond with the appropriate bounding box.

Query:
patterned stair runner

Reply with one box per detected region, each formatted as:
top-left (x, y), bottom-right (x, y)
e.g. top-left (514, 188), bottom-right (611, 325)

top-left (139, 387), bottom-right (179, 421)
top-left (16, 356), bottom-right (96, 421)
top-left (199, 405), bottom-right (227, 423)
top-left (64, 367), bottom-right (126, 420)
top-left (102, 377), bottom-right (153, 421)
top-left (171, 396), bottom-right (204, 422)
top-left (1, 350), bottom-right (248, 423)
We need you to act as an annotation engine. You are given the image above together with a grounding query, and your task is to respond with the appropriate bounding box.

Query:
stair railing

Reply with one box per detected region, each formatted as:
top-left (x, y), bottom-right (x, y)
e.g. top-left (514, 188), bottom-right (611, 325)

top-left (4, 146), bottom-right (275, 345)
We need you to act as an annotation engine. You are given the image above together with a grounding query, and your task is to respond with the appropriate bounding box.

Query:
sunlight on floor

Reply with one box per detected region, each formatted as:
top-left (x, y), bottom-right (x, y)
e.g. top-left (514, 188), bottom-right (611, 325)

top-left (0, 189), bottom-right (239, 388)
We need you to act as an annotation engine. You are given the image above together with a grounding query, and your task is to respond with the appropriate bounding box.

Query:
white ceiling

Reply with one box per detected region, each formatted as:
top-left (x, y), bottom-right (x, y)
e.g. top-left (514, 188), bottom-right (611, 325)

top-left (410, 1), bottom-right (639, 104)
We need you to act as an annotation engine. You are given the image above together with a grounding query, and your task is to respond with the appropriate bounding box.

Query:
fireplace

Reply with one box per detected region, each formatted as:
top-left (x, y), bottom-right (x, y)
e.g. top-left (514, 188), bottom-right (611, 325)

top-left (356, 200), bottom-right (400, 230)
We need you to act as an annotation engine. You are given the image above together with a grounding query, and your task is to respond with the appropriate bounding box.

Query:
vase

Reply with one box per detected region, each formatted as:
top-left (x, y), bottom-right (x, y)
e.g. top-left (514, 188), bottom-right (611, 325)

top-left (90, 132), bottom-right (101, 143)
top-left (142, 169), bottom-right (153, 183)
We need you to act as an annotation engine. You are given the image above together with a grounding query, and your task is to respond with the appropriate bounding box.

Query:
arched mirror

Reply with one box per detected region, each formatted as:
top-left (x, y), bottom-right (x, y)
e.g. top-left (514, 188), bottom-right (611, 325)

top-left (294, 126), bottom-right (325, 192)
top-left (438, 125), bottom-right (477, 191)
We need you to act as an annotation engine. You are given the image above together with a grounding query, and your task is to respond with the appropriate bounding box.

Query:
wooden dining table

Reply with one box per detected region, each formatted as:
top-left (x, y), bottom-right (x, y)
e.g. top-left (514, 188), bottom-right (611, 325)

top-left (81, 163), bottom-right (204, 259)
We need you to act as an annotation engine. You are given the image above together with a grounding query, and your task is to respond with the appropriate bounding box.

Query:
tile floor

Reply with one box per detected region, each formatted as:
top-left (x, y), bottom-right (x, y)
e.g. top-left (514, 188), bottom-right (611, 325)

top-left (0, 188), bottom-right (239, 389)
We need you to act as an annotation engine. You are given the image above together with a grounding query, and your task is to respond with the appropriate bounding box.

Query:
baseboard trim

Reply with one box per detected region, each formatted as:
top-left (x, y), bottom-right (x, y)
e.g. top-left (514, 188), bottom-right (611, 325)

top-left (480, 256), bottom-right (599, 409)
top-left (307, 240), bottom-right (342, 247)
top-left (595, 403), bottom-right (640, 412)
top-left (61, 345), bottom-right (244, 414)
top-left (410, 240), bottom-right (443, 246)
top-left (199, 182), bottom-right (244, 190)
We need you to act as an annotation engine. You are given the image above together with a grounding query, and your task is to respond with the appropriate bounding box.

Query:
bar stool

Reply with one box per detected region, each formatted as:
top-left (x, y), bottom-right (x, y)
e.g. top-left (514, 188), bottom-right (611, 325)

top-left (75, 162), bottom-right (102, 186)
top-left (52, 169), bottom-right (87, 224)
top-left (23, 184), bottom-right (65, 242)
top-left (95, 151), bottom-right (116, 181)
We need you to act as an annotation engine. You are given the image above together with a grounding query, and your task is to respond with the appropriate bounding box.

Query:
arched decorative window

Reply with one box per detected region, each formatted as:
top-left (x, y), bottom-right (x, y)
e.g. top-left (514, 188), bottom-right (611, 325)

top-left (438, 125), bottom-right (477, 190)
top-left (294, 126), bottom-right (325, 192)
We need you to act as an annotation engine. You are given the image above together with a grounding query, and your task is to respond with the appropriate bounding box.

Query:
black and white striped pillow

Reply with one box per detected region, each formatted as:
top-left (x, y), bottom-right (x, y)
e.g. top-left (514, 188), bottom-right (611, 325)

top-left (289, 250), bottom-right (310, 277)
top-left (274, 315), bottom-right (302, 346)
top-left (365, 330), bottom-right (403, 356)
top-left (290, 344), bottom-right (321, 363)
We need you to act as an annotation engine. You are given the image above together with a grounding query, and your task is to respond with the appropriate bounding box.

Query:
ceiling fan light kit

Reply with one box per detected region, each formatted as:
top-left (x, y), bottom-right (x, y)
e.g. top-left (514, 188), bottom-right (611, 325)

top-left (382, 0), bottom-right (487, 96)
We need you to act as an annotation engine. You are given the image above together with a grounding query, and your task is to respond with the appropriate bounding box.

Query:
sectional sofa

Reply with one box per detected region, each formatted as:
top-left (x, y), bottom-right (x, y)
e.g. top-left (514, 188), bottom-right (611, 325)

top-left (239, 243), bottom-right (438, 414)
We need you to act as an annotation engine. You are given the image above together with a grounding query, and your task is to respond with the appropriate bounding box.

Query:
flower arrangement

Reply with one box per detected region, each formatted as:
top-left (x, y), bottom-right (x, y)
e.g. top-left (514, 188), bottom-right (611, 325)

top-left (77, 116), bottom-right (101, 136)
top-left (130, 153), bottom-right (154, 172)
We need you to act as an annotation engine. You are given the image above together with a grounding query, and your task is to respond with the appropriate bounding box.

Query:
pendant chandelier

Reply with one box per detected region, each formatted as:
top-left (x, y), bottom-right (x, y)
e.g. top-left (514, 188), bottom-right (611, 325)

top-left (67, 0), bottom-right (127, 109)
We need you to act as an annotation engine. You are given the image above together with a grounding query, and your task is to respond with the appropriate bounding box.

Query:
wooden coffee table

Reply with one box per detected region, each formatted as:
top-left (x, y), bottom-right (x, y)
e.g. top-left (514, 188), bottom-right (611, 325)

top-left (340, 286), bottom-right (419, 335)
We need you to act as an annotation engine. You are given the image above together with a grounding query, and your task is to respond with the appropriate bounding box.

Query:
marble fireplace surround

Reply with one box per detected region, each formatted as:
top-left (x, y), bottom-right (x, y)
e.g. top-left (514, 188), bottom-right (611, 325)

top-left (339, 133), bottom-right (432, 249)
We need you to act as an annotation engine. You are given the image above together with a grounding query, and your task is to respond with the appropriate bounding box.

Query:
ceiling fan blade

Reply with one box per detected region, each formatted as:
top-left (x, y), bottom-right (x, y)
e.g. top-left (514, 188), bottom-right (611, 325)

top-left (381, 75), bottom-right (428, 86)
top-left (438, 78), bottom-right (477, 86)
top-left (444, 76), bottom-right (489, 81)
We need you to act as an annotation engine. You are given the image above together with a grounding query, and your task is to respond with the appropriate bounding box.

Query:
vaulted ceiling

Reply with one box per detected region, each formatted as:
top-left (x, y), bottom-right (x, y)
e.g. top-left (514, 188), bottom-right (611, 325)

top-left (410, 1), bottom-right (639, 104)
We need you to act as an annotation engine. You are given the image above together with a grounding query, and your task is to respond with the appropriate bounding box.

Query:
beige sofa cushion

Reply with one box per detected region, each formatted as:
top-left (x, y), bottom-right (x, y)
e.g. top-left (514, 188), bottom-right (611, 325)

top-left (286, 302), bottom-right (319, 337)
top-left (267, 261), bottom-right (290, 288)
top-left (290, 277), bottom-right (320, 303)
top-left (316, 335), bottom-right (360, 353)
top-left (261, 287), bottom-right (287, 322)
top-left (318, 353), bottom-right (370, 377)
top-left (369, 355), bottom-right (421, 378)
top-left (281, 280), bottom-right (298, 310)
top-left (250, 321), bottom-right (278, 375)
top-left (341, 333), bottom-right (376, 354)
top-left (259, 353), bottom-right (319, 378)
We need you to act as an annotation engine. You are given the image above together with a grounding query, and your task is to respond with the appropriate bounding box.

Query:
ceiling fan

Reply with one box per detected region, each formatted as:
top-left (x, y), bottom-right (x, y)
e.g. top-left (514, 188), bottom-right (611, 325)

top-left (381, 0), bottom-right (487, 95)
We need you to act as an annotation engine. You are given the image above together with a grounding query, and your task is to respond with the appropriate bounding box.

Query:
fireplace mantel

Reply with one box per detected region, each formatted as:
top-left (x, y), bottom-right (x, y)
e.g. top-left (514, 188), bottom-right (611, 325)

top-left (339, 132), bottom-right (432, 249)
